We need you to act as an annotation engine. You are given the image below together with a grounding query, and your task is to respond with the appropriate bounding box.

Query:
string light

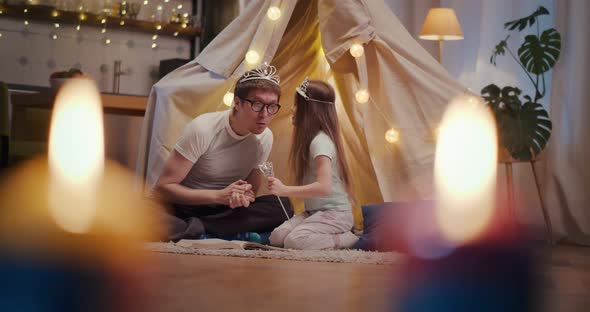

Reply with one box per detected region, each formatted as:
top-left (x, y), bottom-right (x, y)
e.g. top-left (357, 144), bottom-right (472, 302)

top-left (245, 50), bottom-right (260, 64)
top-left (223, 92), bottom-right (234, 106)
top-left (385, 128), bottom-right (400, 143)
top-left (0, 33), bottom-right (3, 39)
top-left (23, 6), bottom-right (29, 28)
top-left (355, 89), bottom-right (370, 103)
top-left (350, 43), bottom-right (364, 58)
top-left (4, 1), bottom-right (195, 50)
top-left (267, 6), bottom-right (281, 21)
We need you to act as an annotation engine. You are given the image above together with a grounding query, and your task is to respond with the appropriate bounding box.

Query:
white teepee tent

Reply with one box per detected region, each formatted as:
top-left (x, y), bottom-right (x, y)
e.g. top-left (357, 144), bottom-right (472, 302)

top-left (136, 0), bottom-right (466, 225)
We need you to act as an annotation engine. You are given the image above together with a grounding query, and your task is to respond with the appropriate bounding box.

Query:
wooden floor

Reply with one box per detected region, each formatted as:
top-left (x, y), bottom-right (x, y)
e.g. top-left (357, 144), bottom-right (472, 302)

top-left (142, 245), bottom-right (590, 312)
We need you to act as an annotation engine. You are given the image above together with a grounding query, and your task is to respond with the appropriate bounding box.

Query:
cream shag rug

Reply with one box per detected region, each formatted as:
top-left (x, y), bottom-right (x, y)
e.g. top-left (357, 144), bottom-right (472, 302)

top-left (144, 242), bottom-right (400, 265)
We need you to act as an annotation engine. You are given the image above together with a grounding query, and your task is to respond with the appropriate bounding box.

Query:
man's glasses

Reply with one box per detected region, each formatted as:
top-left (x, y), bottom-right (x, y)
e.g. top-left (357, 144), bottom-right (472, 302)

top-left (239, 97), bottom-right (281, 115)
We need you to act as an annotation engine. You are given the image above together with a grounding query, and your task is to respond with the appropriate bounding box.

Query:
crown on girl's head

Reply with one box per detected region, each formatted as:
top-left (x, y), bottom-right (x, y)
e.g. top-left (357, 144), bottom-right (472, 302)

top-left (296, 77), bottom-right (334, 104)
top-left (238, 62), bottom-right (280, 86)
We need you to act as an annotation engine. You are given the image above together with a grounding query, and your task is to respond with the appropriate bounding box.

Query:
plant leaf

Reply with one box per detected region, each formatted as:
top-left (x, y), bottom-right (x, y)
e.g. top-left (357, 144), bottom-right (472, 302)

top-left (504, 6), bottom-right (549, 32)
top-left (481, 86), bottom-right (552, 161)
top-left (481, 84), bottom-right (521, 115)
top-left (498, 100), bottom-right (552, 161)
top-left (518, 29), bottom-right (561, 74)
top-left (490, 36), bottom-right (509, 65)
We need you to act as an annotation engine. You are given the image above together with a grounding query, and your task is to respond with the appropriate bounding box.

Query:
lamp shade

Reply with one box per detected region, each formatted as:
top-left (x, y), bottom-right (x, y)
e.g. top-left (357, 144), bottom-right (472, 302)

top-left (419, 8), bottom-right (464, 41)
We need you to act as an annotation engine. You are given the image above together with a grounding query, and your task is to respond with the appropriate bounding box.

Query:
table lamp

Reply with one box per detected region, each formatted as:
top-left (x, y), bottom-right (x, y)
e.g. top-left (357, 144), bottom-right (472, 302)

top-left (419, 8), bottom-right (464, 63)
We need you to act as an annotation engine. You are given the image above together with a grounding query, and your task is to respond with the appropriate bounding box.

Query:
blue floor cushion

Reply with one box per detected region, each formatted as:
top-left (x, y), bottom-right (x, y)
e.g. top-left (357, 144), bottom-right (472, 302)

top-left (353, 201), bottom-right (434, 252)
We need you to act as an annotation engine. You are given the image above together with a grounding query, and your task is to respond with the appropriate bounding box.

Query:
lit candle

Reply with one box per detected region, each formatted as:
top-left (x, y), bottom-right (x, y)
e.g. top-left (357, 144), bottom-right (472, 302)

top-left (395, 94), bottom-right (536, 311)
top-left (434, 94), bottom-right (497, 244)
top-left (0, 78), bottom-right (161, 310)
top-left (48, 78), bottom-right (104, 233)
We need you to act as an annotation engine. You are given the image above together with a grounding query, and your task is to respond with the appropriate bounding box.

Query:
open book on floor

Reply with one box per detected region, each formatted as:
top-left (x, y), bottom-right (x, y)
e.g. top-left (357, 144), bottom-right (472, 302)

top-left (175, 239), bottom-right (286, 251)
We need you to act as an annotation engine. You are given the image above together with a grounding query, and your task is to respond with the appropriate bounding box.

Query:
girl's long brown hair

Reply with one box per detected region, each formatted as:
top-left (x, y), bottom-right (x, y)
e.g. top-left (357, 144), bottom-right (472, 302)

top-left (290, 80), bottom-right (353, 200)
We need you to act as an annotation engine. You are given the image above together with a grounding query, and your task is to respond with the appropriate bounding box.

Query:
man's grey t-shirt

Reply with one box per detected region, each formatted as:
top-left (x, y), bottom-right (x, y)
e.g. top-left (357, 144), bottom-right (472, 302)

top-left (303, 131), bottom-right (351, 212)
top-left (175, 110), bottom-right (273, 190)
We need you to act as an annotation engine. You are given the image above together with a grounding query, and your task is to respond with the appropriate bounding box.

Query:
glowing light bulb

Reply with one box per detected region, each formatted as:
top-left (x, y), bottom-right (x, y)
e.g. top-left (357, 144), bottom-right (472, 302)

top-left (385, 128), bottom-right (399, 143)
top-left (223, 92), bottom-right (234, 106)
top-left (349, 43), bottom-right (364, 58)
top-left (267, 6), bottom-right (281, 21)
top-left (105, 38), bottom-right (111, 44)
top-left (120, 20), bottom-right (125, 26)
top-left (152, 34), bottom-right (158, 40)
top-left (245, 50), bottom-right (260, 64)
top-left (151, 42), bottom-right (158, 49)
top-left (173, 32), bottom-right (179, 37)
top-left (355, 89), bottom-right (370, 103)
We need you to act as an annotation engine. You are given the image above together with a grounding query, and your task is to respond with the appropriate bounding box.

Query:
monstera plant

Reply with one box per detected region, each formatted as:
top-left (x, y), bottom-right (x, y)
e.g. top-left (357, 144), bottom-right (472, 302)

top-left (481, 6), bottom-right (560, 161)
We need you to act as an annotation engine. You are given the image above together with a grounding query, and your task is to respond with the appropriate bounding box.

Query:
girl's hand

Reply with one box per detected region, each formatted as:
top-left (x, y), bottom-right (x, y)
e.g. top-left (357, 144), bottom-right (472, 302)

top-left (268, 177), bottom-right (288, 196)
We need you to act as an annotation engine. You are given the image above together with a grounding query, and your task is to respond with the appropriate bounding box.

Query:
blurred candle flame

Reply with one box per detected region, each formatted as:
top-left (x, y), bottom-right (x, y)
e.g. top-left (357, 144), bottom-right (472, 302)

top-left (434, 95), bottom-right (497, 244)
top-left (48, 78), bottom-right (104, 233)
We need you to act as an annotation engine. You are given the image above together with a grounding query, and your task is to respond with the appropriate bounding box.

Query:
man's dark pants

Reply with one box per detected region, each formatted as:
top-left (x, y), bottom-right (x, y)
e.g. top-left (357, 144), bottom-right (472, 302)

top-left (159, 195), bottom-right (293, 241)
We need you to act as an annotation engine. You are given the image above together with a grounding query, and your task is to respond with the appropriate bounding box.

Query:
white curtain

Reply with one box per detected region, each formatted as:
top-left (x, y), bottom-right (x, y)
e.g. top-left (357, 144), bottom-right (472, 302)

top-left (542, 0), bottom-right (590, 245)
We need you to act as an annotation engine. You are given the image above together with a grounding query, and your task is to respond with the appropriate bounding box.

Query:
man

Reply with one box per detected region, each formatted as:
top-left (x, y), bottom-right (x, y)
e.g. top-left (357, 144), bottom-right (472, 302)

top-left (154, 63), bottom-right (293, 241)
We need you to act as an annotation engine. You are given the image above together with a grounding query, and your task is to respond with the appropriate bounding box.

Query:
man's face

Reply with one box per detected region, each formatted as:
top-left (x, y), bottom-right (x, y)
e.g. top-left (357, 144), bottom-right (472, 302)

top-left (236, 89), bottom-right (280, 134)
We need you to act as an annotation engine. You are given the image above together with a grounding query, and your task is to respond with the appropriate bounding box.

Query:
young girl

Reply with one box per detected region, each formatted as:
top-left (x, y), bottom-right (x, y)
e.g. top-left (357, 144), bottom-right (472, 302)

top-left (267, 78), bottom-right (359, 250)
